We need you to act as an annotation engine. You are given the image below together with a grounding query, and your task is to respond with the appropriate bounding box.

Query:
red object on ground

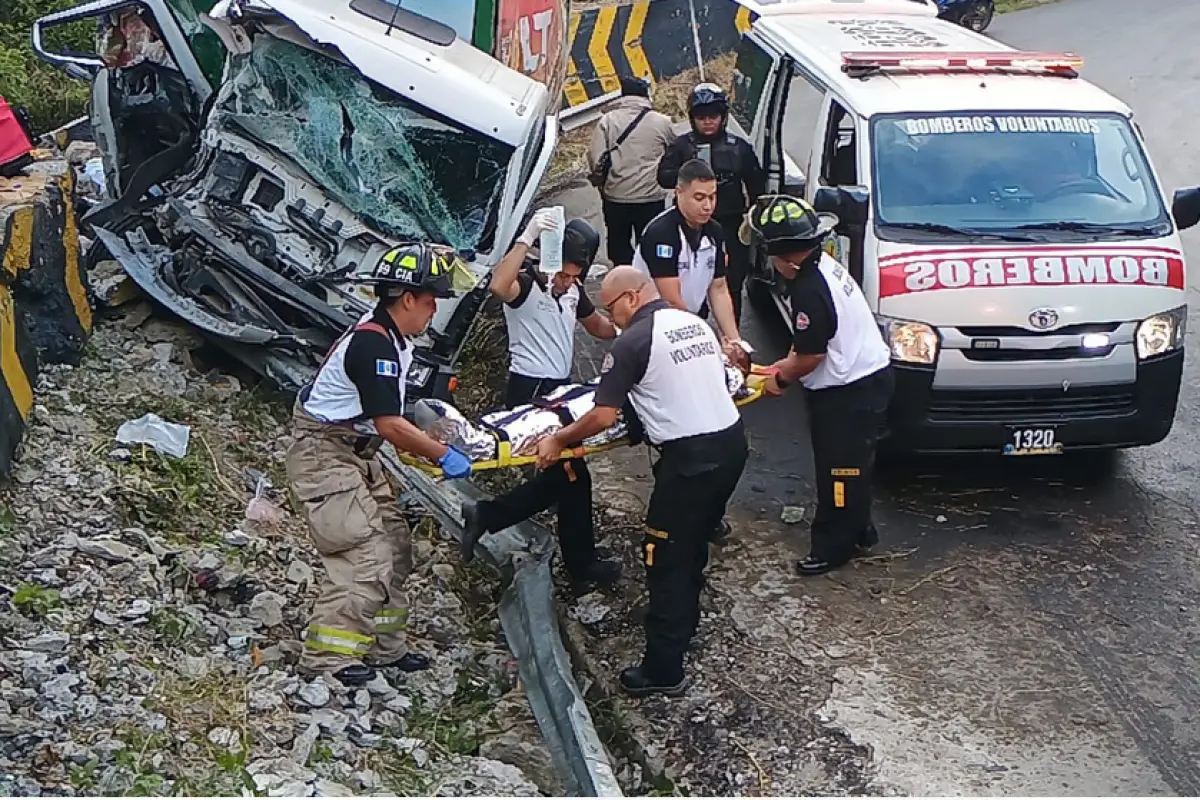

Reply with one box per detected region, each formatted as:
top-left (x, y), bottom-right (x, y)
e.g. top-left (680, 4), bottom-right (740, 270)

top-left (0, 96), bottom-right (34, 172)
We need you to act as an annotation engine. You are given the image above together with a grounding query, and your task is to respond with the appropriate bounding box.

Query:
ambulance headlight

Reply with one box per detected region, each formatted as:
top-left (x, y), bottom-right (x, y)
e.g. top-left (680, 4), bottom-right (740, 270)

top-left (1135, 306), bottom-right (1187, 360)
top-left (879, 317), bottom-right (939, 365)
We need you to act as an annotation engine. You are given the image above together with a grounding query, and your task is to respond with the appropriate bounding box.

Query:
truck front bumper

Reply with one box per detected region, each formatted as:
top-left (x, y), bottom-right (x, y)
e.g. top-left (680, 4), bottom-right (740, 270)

top-left (883, 349), bottom-right (1183, 455)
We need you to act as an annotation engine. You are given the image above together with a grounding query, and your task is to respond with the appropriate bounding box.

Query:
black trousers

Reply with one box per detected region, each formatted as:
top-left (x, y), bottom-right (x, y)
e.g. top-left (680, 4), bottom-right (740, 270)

top-left (805, 367), bottom-right (895, 563)
top-left (476, 373), bottom-right (596, 577)
top-left (602, 199), bottom-right (663, 266)
top-left (716, 213), bottom-right (751, 326)
top-left (640, 424), bottom-right (748, 683)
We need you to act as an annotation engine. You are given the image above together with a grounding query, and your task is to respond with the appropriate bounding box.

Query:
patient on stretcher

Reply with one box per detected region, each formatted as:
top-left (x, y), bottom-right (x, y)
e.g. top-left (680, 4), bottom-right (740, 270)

top-left (411, 355), bottom-right (753, 466)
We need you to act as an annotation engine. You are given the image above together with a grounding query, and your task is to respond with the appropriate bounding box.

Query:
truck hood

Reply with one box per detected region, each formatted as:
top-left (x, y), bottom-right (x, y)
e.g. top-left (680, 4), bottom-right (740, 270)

top-left (875, 241), bottom-right (1187, 328)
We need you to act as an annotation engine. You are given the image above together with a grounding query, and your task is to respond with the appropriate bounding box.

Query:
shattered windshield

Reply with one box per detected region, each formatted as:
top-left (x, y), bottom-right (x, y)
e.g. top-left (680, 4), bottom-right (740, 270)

top-left (219, 34), bottom-right (512, 252)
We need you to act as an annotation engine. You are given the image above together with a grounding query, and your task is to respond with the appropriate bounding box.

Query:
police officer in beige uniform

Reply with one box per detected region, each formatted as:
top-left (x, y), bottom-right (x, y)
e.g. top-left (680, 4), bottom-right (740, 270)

top-left (287, 242), bottom-right (473, 686)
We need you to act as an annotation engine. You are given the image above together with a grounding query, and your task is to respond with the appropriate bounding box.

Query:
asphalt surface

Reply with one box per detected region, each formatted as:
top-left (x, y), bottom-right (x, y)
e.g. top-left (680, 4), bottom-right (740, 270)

top-left (557, 0), bottom-right (1200, 792)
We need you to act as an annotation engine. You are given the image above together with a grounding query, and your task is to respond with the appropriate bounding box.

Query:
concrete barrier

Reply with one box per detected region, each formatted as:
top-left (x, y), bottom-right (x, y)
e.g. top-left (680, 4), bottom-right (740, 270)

top-left (562, 0), bottom-right (751, 110)
top-left (0, 160), bottom-right (93, 476)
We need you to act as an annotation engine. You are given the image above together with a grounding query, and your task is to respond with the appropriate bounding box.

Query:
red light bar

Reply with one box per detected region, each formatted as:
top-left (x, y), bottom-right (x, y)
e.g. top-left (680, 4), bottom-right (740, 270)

top-left (841, 50), bottom-right (1084, 74)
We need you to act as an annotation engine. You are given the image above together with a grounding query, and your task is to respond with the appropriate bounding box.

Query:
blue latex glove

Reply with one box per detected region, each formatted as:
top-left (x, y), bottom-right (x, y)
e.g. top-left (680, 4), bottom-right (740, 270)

top-left (438, 446), bottom-right (472, 480)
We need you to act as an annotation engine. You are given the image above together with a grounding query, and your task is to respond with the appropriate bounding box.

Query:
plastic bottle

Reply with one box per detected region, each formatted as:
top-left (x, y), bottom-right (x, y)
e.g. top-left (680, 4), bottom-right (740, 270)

top-left (539, 205), bottom-right (566, 274)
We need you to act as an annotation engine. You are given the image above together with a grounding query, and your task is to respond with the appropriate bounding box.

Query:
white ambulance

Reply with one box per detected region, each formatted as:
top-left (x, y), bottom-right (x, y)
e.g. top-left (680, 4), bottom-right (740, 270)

top-left (728, 0), bottom-right (1200, 456)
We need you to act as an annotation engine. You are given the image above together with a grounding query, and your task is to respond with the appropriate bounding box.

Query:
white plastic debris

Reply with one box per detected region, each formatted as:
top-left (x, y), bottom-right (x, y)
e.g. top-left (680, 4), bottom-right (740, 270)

top-left (245, 473), bottom-right (285, 524)
top-left (83, 157), bottom-right (106, 194)
top-left (115, 413), bottom-right (190, 458)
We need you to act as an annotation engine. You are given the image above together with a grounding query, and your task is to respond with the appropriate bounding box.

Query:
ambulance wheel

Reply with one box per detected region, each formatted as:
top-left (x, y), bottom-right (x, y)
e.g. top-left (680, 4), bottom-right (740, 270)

top-left (963, 1), bottom-right (994, 33)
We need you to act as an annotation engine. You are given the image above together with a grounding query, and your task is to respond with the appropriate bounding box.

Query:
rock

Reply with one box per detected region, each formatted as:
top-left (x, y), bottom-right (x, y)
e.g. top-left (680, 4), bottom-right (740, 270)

top-left (92, 609), bottom-right (120, 627)
top-left (179, 655), bottom-right (211, 679)
top-left (249, 591), bottom-right (286, 627)
top-left (250, 688), bottom-right (285, 712)
top-left (24, 632), bottom-right (70, 653)
top-left (480, 731), bottom-right (565, 796)
top-left (434, 757), bottom-right (542, 796)
top-left (383, 694), bottom-right (413, 714)
top-left (75, 694), bottom-right (99, 719)
top-left (353, 770), bottom-right (380, 790)
top-left (195, 552), bottom-right (223, 572)
top-left (568, 592), bottom-right (610, 625)
top-left (297, 680), bottom-right (331, 708)
top-left (223, 530), bottom-right (252, 547)
top-left (269, 780), bottom-right (313, 797)
top-left (781, 506), bottom-right (805, 524)
top-left (313, 778), bottom-right (355, 796)
top-left (223, 616), bottom-right (258, 638)
top-left (41, 672), bottom-right (80, 707)
top-left (286, 560), bottom-right (314, 585)
top-left (308, 708), bottom-right (349, 736)
top-left (121, 599), bottom-right (152, 619)
top-left (64, 140), bottom-right (100, 165)
top-left (353, 689), bottom-right (371, 710)
top-left (365, 674), bottom-right (398, 699)
top-left (207, 726), bottom-right (242, 752)
top-left (75, 537), bottom-right (137, 563)
top-left (291, 722), bottom-right (321, 765)
top-left (936, 514), bottom-right (948, 523)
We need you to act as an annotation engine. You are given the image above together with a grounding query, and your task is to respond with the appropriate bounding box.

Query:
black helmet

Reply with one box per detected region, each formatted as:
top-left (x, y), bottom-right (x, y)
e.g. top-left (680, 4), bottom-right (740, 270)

top-left (562, 219), bottom-right (600, 274)
top-left (688, 82), bottom-right (729, 117)
top-left (739, 195), bottom-right (839, 256)
top-left (366, 242), bottom-right (455, 299)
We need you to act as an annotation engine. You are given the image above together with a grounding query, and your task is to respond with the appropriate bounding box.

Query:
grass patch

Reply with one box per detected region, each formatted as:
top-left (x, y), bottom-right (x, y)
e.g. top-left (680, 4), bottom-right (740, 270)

top-left (111, 444), bottom-right (228, 539)
top-left (12, 583), bottom-right (61, 618)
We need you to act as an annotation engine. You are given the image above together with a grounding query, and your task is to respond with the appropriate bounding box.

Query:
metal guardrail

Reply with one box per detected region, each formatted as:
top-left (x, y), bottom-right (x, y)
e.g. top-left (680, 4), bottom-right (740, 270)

top-left (381, 448), bottom-right (623, 797)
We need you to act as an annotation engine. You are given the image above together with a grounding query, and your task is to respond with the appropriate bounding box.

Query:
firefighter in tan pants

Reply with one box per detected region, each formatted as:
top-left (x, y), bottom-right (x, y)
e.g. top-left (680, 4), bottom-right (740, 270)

top-left (287, 243), bottom-right (473, 686)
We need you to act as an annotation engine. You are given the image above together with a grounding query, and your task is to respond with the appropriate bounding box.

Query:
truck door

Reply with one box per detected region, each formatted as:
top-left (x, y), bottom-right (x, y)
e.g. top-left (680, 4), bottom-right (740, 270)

top-left (33, 0), bottom-right (216, 224)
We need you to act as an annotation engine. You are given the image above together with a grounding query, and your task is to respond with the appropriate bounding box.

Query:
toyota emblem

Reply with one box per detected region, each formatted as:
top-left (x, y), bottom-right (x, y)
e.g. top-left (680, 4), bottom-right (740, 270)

top-left (1028, 308), bottom-right (1060, 330)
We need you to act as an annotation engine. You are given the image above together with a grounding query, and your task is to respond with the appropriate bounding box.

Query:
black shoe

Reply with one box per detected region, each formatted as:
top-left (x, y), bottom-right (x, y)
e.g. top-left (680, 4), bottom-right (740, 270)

top-left (460, 502), bottom-right (488, 564)
top-left (373, 652), bottom-right (431, 673)
top-left (856, 525), bottom-right (880, 553)
top-left (570, 558), bottom-right (622, 588)
top-left (796, 555), bottom-right (850, 577)
top-left (618, 666), bottom-right (690, 698)
top-left (332, 664), bottom-right (376, 686)
top-left (708, 518), bottom-right (733, 545)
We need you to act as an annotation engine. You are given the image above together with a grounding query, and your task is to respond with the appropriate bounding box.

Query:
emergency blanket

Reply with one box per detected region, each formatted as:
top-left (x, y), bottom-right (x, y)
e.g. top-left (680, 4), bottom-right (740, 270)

top-left (402, 358), bottom-right (769, 476)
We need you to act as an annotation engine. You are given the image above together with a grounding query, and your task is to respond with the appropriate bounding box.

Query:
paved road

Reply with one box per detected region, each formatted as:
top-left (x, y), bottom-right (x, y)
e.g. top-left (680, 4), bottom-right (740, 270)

top-left (558, 0), bottom-right (1200, 793)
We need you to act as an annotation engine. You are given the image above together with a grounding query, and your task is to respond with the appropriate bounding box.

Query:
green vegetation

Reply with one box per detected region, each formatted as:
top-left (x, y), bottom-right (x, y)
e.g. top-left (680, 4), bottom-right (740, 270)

top-left (0, 0), bottom-right (92, 134)
top-left (12, 583), bottom-right (61, 617)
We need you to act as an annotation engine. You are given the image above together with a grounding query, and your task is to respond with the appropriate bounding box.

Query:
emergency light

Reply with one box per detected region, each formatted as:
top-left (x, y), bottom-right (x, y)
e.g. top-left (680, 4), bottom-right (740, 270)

top-left (841, 50), bottom-right (1084, 78)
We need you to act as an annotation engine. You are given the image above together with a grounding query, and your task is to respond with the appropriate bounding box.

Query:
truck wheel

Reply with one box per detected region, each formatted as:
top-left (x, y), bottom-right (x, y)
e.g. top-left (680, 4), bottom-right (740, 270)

top-left (964, 1), bottom-right (994, 32)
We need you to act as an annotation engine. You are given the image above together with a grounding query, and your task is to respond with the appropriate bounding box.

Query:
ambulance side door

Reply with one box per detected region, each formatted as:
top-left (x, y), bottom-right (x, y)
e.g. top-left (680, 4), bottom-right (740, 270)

top-left (811, 96), bottom-right (870, 289)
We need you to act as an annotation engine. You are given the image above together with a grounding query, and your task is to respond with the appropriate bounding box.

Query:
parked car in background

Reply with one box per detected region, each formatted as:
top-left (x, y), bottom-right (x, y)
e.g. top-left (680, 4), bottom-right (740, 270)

top-left (936, 0), bottom-right (995, 32)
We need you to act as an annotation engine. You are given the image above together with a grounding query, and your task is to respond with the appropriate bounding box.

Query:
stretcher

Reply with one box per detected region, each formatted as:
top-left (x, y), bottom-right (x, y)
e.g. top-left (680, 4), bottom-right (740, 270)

top-left (399, 365), bottom-right (776, 478)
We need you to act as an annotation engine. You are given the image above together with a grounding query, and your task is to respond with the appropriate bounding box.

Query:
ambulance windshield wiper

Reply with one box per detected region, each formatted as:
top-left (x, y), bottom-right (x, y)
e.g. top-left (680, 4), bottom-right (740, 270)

top-left (1012, 221), bottom-right (1167, 236)
top-left (884, 222), bottom-right (1041, 241)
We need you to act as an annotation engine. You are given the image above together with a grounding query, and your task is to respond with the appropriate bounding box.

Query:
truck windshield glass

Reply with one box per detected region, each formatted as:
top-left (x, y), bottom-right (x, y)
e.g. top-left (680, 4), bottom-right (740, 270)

top-left (218, 34), bottom-right (512, 252)
top-left (870, 113), bottom-right (1169, 239)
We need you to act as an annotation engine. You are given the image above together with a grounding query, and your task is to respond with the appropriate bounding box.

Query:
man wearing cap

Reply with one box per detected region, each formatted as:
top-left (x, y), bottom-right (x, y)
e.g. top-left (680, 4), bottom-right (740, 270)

top-left (287, 242), bottom-right (473, 686)
top-left (459, 209), bottom-right (623, 588)
top-left (588, 77), bottom-right (676, 266)
top-left (740, 195), bottom-right (894, 576)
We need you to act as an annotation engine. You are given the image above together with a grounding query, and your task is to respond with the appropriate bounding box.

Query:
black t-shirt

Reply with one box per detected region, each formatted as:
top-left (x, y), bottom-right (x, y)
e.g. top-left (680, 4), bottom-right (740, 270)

top-left (342, 309), bottom-right (409, 419)
top-left (637, 208), bottom-right (727, 281)
top-left (789, 258), bottom-right (838, 356)
top-left (506, 260), bottom-right (595, 319)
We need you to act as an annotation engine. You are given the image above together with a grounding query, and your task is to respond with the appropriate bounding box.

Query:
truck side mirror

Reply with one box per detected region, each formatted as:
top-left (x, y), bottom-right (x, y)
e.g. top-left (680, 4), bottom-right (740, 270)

top-left (813, 185), bottom-right (869, 227)
top-left (1173, 187), bottom-right (1200, 231)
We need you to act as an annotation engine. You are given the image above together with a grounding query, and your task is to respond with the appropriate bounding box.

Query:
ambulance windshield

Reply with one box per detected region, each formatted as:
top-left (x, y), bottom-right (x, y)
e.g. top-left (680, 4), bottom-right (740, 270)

top-left (870, 113), bottom-right (1171, 240)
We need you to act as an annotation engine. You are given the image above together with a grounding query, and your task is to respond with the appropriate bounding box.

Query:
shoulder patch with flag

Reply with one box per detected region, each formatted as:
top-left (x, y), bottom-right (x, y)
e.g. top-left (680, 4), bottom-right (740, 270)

top-left (656, 244), bottom-right (674, 259)
top-left (601, 353), bottom-right (614, 373)
top-left (376, 359), bottom-right (400, 377)
top-left (795, 312), bottom-right (810, 331)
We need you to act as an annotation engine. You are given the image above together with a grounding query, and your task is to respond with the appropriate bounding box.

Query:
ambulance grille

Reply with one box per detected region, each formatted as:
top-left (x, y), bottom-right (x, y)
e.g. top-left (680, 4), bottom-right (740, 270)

top-left (927, 386), bottom-right (1137, 423)
top-left (954, 322), bottom-right (1122, 337)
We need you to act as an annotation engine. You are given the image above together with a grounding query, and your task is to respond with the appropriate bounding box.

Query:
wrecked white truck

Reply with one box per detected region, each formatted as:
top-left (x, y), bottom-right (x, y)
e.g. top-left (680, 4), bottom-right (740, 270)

top-left (33, 0), bottom-right (559, 399)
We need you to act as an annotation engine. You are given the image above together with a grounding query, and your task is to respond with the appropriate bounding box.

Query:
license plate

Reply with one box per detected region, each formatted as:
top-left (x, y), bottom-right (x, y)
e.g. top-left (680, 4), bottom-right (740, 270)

top-left (1004, 427), bottom-right (1064, 456)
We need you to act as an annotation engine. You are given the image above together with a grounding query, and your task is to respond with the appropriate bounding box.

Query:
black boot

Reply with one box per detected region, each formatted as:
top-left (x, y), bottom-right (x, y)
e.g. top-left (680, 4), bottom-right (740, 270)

top-left (331, 664), bottom-right (376, 686)
top-left (569, 558), bottom-right (622, 590)
top-left (796, 554), bottom-right (851, 577)
top-left (856, 525), bottom-right (880, 553)
top-left (460, 502), bottom-right (489, 563)
top-left (371, 653), bottom-right (432, 672)
top-left (618, 666), bottom-right (689, 698)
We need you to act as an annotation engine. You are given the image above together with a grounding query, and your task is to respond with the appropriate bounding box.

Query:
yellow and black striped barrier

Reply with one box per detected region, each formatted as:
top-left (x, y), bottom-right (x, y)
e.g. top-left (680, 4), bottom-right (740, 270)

top-left (562, 0), bottom-right (751, 109)
top-left (0, 161), bottom-right (93, 477)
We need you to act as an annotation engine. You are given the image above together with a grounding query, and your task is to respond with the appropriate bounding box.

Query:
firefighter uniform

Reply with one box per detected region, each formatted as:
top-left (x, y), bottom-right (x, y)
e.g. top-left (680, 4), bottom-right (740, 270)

top-left (740, 195), bottom-right (894, 575)
top-left (286, 242), bottom-right (469, 685)
top-left (593, 298), bottom-right (748, 696)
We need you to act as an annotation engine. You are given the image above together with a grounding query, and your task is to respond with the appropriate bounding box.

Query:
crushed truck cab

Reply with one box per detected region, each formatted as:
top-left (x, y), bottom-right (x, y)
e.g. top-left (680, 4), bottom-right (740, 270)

top-left (730, 0), bottom-right (1199, 456)
top-left (33, 0), bottom-right (559, 401)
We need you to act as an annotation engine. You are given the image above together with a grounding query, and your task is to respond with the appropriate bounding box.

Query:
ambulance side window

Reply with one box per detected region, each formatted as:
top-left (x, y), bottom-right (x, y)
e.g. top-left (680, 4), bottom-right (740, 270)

top-left (820, 100), bottom-right (858, 187)
top-left (781, 71), bottom-right (826, 177)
